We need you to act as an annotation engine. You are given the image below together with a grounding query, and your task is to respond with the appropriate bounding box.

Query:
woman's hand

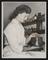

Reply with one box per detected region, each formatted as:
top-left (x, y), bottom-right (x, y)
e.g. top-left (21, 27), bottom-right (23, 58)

top-left (25, 33), bottom-right (39, 44)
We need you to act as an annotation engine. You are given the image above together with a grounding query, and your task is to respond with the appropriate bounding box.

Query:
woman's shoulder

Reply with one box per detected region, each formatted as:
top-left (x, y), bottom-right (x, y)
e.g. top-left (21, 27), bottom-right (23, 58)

top-left (4, 20), bottom-right (14, 33)
top-left (6, 19), bottom-right (16, 29)
top-left (4, 19), bottom-right (19, 34)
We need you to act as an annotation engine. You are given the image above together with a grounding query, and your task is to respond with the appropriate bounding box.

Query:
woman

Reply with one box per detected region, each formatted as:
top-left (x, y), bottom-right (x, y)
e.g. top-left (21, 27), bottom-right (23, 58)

top-left (3, 4), bottom-right (32, 57)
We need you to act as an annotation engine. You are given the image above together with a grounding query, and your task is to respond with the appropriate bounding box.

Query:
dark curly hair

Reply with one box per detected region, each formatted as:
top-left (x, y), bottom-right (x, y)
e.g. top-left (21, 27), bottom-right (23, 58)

top-left (9, 5), bottom-right (31, 20)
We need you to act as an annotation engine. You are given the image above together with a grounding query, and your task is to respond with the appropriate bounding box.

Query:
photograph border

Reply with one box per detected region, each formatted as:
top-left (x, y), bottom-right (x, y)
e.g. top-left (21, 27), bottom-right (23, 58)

top-left (0, 0), bottom-right (47, 59)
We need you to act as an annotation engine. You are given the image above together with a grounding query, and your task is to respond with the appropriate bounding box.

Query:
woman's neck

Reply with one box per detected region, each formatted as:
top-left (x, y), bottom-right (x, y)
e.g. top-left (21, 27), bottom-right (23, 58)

top-left (15, 16), bottom-right (22, 23)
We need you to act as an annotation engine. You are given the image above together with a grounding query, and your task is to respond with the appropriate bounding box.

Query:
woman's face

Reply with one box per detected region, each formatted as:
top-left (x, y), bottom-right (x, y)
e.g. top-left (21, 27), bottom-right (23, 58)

top-left (18, 12), bottom-right (30, 22)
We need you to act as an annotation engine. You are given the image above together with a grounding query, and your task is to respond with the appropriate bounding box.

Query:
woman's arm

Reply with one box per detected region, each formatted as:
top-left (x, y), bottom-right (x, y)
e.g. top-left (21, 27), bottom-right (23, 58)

top-left (25, 34), bottom-right (32, 44)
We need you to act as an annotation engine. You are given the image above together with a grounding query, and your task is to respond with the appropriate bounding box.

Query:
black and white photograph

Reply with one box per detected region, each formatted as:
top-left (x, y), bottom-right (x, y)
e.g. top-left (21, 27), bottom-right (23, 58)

top-left (1, 2), bottom-right (46, 58)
